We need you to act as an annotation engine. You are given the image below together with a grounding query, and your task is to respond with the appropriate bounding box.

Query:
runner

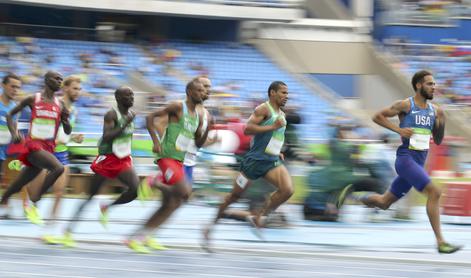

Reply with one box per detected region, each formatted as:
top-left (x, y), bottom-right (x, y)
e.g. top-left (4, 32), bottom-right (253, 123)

top-left (0, 71), bottom-right (70, 221)
top-left (62, 86), bottom-right (138, 247)
top-left (337, 70), bottom-right (461, 254)
top-left (127, 79), bottom-right (207, 253)
top-left (26, 75), bottom-right (84, 243)
top-left (202, 81), bottom-right (293, 251)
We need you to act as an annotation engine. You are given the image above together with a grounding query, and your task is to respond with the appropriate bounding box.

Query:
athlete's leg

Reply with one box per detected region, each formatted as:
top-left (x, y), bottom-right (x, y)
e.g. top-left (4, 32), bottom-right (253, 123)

top-left (1, 166), bottom-right (43, 205)
top-left (107, 168), bottom-right (139, 207)
top-left (257, 165), bottom-right (294, 226)
top-left (26, 150), bottom-right (64, 202)
top-left (421, 183), bottom-right (444, 245)
top-left (142, 180), bottom-right (189, 231)
top-left (65, 174), bottom-right (107, 233)
top-left (359, 176), bottom-right (402, 210)
top-left (213, 174), bottom-right (251, 225)
top-left (50, 166), bottom-right (68, 220)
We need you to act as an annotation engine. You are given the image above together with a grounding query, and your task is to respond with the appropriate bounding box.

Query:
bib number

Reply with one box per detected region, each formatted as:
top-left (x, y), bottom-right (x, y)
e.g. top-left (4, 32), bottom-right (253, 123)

top-left (175, 133), bottom-right (192, 152)
top-left (31, 118), bottom-right (56, 140)
top-left (265, 137), bottom-right (283, 156)
top-left (56, 124), bottom-right (71, 144)
top-left (0, 126), bottom-right (12, 145)
top-left (113, 137), bottom-right (132, 158)
top-left (409, 128), bottom-right (431, 151)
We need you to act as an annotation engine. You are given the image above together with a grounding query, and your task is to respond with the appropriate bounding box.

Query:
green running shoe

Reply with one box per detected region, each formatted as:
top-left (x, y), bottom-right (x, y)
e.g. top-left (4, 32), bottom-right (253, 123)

top-left (336, 184), bottom-right (353, 209)
top-left (438, 242), bottom-right (462, 254)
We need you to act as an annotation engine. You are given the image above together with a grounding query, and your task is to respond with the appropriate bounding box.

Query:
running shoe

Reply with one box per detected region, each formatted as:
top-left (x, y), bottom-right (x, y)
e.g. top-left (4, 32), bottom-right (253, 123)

top-left (336, 184), bottom-right (353, 209)
top-left (138, 181), bottom-right (154, 202)
top-left (246, 215), bottom-right (265, 241)
top-left (8, 159), bottom-right (22, 171)
top-left (126, 239), bottom-right (151, 254)
top-left (24, 205), bottom-right (44, 226)
top-left (99, 204), bottom-right (109, 228)
top-left (62, 232), bottom-right (76, 248)
top-left (438, 242), bottom-right (462, 254)
top-left (144, 237), bottom-right (167, 251)
top-left (41, 235), bottom-right (62, 245)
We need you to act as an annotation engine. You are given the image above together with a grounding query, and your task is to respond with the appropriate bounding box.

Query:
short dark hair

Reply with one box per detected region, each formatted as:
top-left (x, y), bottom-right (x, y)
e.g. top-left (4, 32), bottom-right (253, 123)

top-left (2, 73), bottom-right (21, 85)
top-left (114, 86), bottom-right (132, 98)
top-left (411, 70), bottom-right (432, 91)
top-left (267, 81), bottom-right (287, 97)
top-left (186, 79), bottom-right (201, 94)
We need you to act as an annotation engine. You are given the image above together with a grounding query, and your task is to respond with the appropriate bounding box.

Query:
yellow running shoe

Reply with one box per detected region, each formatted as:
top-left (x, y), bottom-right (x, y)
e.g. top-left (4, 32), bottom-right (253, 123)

top-left (24, 205), bottom-right (44, 226)
top-left (144, 237), bottom-right (167, 251)
top-left (8, 160), bottom-right (22, 171)
top-left (99, 204), bottom-right (109, 228)
top-left (438, 242), bottom-right (462, 254)
top-left (42, 235), bottom-right (62, 245)
top-left (336, 184), bottom-right (353, 209)
top-left (126, 239), bottom-right (151, 254)
top-left (138, 181), bottom-right (154, 202)
top-left (62, 232), bottom-right (76, 248)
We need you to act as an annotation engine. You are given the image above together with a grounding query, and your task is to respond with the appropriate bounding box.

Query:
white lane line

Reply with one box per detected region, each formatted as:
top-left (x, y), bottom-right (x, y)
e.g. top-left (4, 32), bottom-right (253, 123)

top-left (0, 259), bottom-right (405, 278)
top-left (0, 259), bottom-right (254, 278)
top-left (0, 239), bottom-right (468, 272)
top-left (0, 250), bottom-right (467, 277)
top-left (0, 271), bottom-right (95, 278)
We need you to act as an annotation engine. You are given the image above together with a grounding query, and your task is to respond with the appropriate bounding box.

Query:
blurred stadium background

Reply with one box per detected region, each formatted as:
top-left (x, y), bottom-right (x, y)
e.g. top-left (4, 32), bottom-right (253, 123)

top-left (1, 0), bottom-right (471, 219)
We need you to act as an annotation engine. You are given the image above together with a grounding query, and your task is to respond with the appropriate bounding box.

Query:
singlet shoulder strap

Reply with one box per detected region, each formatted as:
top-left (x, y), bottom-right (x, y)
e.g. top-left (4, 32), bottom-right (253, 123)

top-left (35, 93), bottom-right (41, 103)
top-left (112, 105), bottom-right (123, 121)
top-left (265, 101), bottom-right (277, 116)
top-left (408, 97), bottom-right (415, 111)
top-left (182, 100), bottom-right (187, 116)
top-left (428, 102), bottom-right (435, 116)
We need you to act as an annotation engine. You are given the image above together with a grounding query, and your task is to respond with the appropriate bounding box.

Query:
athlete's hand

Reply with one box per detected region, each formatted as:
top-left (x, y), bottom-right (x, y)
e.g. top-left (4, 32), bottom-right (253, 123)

top-left (61, 107), bottom-right (70, 122)
top-left (272, 117), bottom-right (286, 130)
top-left (71, 134), bottom-right (84, 143)
top-left (126, 110), bottom-right (136, 125)
top-left (399, 128), bottom-right (414, 138)
top-left (12, 131), bottom-right (22, 144)
top-left (152, 141), bottom-right (162, 154)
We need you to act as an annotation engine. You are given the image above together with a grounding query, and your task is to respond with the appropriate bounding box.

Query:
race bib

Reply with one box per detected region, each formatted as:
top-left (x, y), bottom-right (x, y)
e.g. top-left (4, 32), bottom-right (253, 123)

top-left (112, 137), bottom-right (132, 158)
top-left (265, 131), bottom-right (284, 156)
top-left (0, 125), bottom-right (12, 145)
top-left (175, 133), bottom-right (192, 152)
top-left (409, 128), bottom-right (431, 151)
top-left (31, 118), bottom-right (56, 140)
top-left (56, 124), bottom-right (71, 144)
top-left (184, 151), bottom-right (197, 166)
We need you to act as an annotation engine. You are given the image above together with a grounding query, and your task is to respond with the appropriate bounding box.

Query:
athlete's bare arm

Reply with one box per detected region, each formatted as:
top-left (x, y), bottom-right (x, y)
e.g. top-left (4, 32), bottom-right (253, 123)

top-left (60, 100), bottom-right (72, 135)
top-left (372, 99), bottom-right (413, 138)
top-left (101, 109), bottom-right (135, 143)
top-left (244, 104), bottom-right (285, 135)
top-left (146, 101), bottom-right (181, 153)
top-left (6, 95), bottom-right (34, 143)
top-left (194, 107), bottom-right (211, 148)
top-left (432, 104), bottom-right (445, 145)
